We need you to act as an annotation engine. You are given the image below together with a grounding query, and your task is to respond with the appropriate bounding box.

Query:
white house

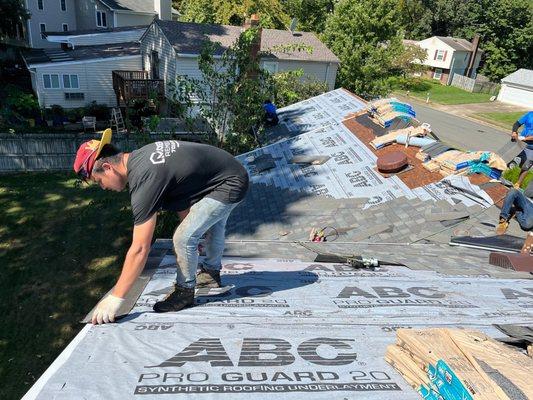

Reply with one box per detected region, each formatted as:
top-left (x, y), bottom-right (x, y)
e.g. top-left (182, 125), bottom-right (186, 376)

top-left (406, 36), bottom-right (482, 85)
top-left (10, 0), bottom-right (173, 49)
top-left (497, 69), bottom-right (533, 108)
top-left (23, 42), bottom-right (142, 108)
top-left (139, 18), bottom-right (340, 95)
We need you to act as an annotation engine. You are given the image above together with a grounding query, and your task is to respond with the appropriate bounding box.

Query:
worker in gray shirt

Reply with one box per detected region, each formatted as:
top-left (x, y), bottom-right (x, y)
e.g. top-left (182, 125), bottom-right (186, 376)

top-left (73, 129), bottom-right (249, 324)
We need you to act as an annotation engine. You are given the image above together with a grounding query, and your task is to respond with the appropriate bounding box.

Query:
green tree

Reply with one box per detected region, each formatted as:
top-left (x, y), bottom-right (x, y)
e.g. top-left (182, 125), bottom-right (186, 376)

top-left (284, 0), bottom-right (335, 33)
top-left (168, 28), bottom-right (275, 154)
top-left (0, 0), bottom-right (30, 38)
top-left (322, 0), bottom-right (409, 97)
top-left (179, 0), bottom-right (290, 29)
top-left (272, 69), bottom-right (328, 107)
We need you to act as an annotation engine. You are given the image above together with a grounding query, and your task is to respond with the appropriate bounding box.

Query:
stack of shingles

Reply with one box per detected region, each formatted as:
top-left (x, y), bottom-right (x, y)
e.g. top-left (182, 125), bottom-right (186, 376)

top-left (386, 328), bottom-right (533, 400)
top-left (226, 182), bottom-right (485, 245)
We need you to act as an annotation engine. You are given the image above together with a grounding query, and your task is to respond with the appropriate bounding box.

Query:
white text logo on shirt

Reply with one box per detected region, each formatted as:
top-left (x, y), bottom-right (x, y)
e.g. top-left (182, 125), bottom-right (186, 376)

top-left (150, 141), bottom-right (179, 165)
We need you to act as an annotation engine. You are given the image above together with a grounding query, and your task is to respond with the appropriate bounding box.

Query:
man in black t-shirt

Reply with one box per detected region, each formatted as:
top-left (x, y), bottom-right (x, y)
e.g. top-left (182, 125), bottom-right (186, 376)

top-left (73, 130), bottom-right (249, 324)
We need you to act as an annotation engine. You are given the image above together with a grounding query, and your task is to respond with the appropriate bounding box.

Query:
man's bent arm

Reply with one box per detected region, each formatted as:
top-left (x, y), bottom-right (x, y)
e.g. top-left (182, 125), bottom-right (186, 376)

top-left (112, 214), bottom-right (157, 298)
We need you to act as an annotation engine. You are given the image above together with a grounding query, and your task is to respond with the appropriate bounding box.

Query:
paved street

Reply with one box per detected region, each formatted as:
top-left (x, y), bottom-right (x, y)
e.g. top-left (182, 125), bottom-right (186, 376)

top-left (410, 102), bottom-right (513, 153)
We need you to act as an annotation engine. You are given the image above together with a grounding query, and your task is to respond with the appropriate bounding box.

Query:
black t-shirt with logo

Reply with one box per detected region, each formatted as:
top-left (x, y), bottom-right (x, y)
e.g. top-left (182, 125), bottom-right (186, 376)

top-left (127, 140), bottom-right (249, 225)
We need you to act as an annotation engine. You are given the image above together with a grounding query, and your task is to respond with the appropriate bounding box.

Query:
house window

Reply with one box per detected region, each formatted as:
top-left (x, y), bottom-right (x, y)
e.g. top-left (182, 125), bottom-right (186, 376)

top-left (40, 23), bottom-right (46, 38)
top-left (63, 74), bottom-right (79, 89)
top-left (43, 74), bottom-right (60, 89)
top-left (60, 0), bottom-right (66, 11)
top-left (435, 50), bottom-right (446, 61)
top-left (37, 0), bottom-right (43, 10)
top-left (62, 23), bottom-right (68, 32)
top-left (262, 61), bottom-right (278, 74)
top-left (96, 10), bottom-right (107, 27)
top-left (65, 93), bottom-right (84, 100)
top-left (433, 68), bottom-right (443, 80)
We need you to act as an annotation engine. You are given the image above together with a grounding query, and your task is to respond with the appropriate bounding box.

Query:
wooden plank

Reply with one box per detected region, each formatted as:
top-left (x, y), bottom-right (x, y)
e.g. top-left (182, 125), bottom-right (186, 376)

top-left (397, 328), bottom-right (510, 400)
top-left (385, 344), bottom-right (428, 389)
top-left (448, 329), bottom-right (533, 399)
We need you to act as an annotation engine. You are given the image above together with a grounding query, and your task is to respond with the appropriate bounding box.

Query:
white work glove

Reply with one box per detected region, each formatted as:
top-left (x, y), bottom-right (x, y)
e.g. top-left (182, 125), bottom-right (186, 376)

top-left (91, 294), bottom-right (124, 325)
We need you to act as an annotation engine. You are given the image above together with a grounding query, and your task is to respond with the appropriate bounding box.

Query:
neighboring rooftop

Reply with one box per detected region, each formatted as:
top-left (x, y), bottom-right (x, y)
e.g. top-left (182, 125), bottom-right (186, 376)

top-left (43, 25), bottom-right (147, 37)
top-left (435, 36), bottom-right (475, 51)
top-left (23, 42), bottom-right (140, 66)
top-left (154, 19), bottom-right (340, 62)
top-left (100, 0), bottom-right (157, 13)
top-left (501, 68), bottom-right (533, 87)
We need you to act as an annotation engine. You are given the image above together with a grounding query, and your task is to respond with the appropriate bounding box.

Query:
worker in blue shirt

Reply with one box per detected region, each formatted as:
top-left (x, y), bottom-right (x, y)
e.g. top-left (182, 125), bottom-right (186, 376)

top-left (510, 111), bottom-right (533, 188)
top-left (263, 99), bottom-right (279, 126)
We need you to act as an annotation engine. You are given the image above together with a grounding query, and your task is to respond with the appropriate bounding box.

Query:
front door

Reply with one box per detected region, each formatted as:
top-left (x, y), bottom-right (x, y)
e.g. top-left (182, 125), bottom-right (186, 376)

top-left (151, 51), bottom-right (160, 80)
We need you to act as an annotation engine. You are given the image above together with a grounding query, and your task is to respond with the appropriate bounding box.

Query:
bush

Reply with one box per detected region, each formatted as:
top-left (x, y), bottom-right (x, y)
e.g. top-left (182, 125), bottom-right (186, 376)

top-left (84, 101), bottom-right (110, 121)
top-left (272, 69), bottom-right (328, 108)
top-left (5, 91), bottom-right (39, 118)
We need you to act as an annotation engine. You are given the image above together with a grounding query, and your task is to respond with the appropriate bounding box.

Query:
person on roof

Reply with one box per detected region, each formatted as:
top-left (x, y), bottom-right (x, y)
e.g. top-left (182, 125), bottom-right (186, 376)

top-left (510, 111), bottom-right (533, 188)
top-left (263, 99), bottom-right (279, 126)
top-left (496, 180), bottom-right (533, 235)
top-left (73, 129), bottom-right (249, 324)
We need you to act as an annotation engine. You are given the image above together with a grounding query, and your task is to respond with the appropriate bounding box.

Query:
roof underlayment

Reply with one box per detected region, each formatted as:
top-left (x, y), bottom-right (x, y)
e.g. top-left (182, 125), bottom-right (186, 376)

top-left (24, 89), bottom-right (533, 399)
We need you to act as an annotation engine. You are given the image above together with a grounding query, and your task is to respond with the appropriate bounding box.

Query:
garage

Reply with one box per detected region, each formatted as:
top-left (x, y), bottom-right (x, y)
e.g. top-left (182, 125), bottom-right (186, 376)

top-left (497, 68), bottom-right (533, 108)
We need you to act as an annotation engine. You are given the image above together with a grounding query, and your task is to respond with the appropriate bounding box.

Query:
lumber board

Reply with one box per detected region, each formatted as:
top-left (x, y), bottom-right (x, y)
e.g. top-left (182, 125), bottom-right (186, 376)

top-left (448, 329), bottom-right (533, 399)
top-left (385, 344), bottom-right (428, 389)
top-left (397, 328), bottom-right (510, 400)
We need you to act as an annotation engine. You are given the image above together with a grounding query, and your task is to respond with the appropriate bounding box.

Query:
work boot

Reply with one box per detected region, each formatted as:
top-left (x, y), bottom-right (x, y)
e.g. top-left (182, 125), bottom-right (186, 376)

top-left (495, 218), bottom-right (509, 235)
top-left (196, 266), bottom-right (222, 288)
top-left (153, 285), bottom-right (194, 313)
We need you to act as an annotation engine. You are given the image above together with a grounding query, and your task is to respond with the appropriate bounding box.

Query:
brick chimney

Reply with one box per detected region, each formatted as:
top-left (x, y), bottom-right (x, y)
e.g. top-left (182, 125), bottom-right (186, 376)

top-left (243, 14), bottom-right (262, 77)
top-left (466, 35), bottom-right (480, 78)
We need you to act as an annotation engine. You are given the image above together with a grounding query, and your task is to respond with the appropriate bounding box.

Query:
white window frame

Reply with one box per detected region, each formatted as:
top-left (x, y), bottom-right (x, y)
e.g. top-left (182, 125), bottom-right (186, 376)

top-left (62, 23), bottom-right (68, 32)
top-left (96, 10), bottom-right (107, 28)
top-left (60, 0), bottom-right (66, 11)
top-left (62, 74), bottom-right (79, 89)
top-left (37, 0), bottom-right (43, 10)
top-left (433, 68), bottom-right (443, 80)
top-left (43, 74), bottom-right (61, 89)
top-left (262, 61), bottom-right (278, 74)
top-left (435, 50), bottom-right (446, 61)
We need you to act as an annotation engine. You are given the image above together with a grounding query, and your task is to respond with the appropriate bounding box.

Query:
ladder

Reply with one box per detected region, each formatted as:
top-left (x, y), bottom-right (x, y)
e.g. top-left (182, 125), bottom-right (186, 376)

top-left (111, 108), bottom-right (127, 134)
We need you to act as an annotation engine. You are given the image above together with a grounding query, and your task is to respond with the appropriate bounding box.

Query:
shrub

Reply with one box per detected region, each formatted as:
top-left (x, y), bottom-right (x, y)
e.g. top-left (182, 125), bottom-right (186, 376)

top-left (84, 101), bottom-right (110, 121)
top-left (6, 91), bottom-right (39, 118)
top-left (272, 69), bottom-right (328, 108)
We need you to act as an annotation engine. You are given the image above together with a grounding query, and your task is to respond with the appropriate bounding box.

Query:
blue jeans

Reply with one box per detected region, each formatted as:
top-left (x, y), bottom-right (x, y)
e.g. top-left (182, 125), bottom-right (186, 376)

top-left (172, 197), bottom-right (239, 288)
top-left (500, 189), bottom-right (533, 231)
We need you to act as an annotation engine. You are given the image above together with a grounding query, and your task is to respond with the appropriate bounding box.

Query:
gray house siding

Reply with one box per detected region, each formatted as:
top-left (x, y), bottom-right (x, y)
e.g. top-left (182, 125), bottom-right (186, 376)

top-left (263, 59), bottom-right (338, 90)
top-left (26, 0), bottom-right (77, 48)
top-left (52, 28), bottom-right (145, 46)
top-left (31, 55), bottom-right (142, 108)
top-left (140, 23), bottom-right (176, 96)
top-left (75, 0), bottom-right (113, 31)
top-left (115, 12), bottom-right (154, 27)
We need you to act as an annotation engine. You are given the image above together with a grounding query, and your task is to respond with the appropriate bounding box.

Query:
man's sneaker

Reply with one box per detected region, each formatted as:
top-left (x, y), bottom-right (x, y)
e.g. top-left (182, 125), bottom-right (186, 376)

top-left (153, 285), bottom-right (194, 313)
top-left (196, 266), bottom-right (221, 288)
top-left (496, 218), bottom-right (509, 235)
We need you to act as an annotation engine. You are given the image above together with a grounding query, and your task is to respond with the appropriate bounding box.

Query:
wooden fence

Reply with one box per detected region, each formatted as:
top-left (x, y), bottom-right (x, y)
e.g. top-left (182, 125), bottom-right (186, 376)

top-left (0, 132), bottom-right (205, 173)
top-left (451, 74), bottom-right (499, 95)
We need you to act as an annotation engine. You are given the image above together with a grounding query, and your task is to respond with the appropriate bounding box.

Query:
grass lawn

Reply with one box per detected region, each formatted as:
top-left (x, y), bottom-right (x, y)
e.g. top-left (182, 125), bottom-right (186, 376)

top-left (502, 166), bottom-right (533, 189)
top-left (0, 172), bottom-right (176, 400)
top-left (394, 79), bottom-right (493, 105)
top-left (471, 111), bottom-right (524, 130)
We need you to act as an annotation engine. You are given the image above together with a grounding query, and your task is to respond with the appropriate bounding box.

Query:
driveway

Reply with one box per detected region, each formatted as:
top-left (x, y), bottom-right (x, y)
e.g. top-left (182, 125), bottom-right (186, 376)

top-left (407, 101), bottom-right (513, 154)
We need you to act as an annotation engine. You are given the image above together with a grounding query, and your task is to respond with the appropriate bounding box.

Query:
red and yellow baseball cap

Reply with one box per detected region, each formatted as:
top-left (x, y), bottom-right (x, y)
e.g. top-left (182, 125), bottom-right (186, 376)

top-left (73, 128), bottom-right (112, 180)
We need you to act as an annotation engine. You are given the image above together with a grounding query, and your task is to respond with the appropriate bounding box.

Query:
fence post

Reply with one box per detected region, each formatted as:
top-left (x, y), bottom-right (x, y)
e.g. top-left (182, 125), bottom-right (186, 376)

top-left (19, 134), bottom-right (27, 172)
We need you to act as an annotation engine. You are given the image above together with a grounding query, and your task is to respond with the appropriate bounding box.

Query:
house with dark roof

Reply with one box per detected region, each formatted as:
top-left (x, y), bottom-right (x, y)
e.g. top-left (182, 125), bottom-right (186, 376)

top-left (9, 0), bottom-right (174, 49)
top-left (405, 36), bottom-right (482, 85)
top-left (22, 16), bottom-right (339, 110)
top-left (139, 17), bottom-right (340, 98)
top-left (497, 69), bottom-right (533, 108)
top-left (23, 42), bottom-right (143, 108)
